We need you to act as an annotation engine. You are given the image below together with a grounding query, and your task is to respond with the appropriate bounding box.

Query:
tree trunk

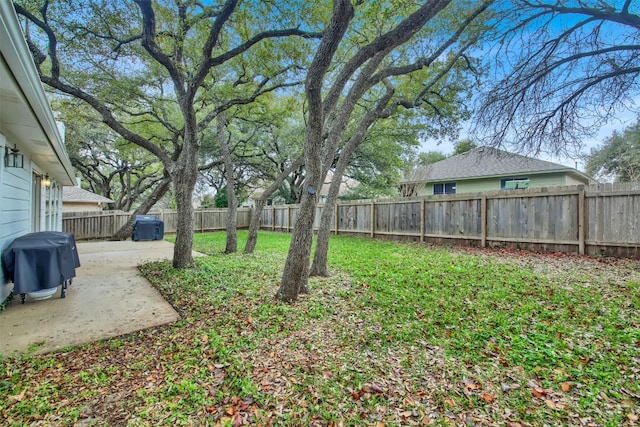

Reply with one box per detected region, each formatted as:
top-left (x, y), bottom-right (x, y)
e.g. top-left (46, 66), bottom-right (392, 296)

top-left (311, 81), bottom-right (395, 276)
top-left (110, 175), bottom-right (172, 240)
top-left (309, 199), bottom-right (333, 277)
top-left (244, 155), bottom-right (304, 254)
top-left (276, 0), bottom-right (354, 302)
top-left (218, 114), bottom-right (237, 254)
top-left (244, 198), bottom-right (265, 254)
top-left (276, 190), bottom-right (316, 301)
top-left (172, 131), bottom-right (200, 268)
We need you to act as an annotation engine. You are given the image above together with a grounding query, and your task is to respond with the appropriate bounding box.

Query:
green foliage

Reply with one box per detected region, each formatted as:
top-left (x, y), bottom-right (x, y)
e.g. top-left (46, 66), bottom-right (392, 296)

top-left (338, 183), bottom-right (392, 201)
top-left (346, 116), bottom-right (424, 197)
top-left (199, 194), bottom-right (216, 209)
top-left (452, 139), bottom-right (478, 155)
top-left (214, 187), bottom-right (228, 208)
top-left (198, 93), bottom-right (307, 205)
top-left (417, 150), bottom-right (447, 165)
top-left (51, 98), bottom-right (165, 210)
top-left (586, 119), bottom-right (640, 182)
top-left (2, 232), bottom-right (637, 425)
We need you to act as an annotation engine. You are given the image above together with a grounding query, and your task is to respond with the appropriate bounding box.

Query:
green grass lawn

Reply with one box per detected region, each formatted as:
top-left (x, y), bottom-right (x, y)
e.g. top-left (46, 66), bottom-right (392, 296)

top-left (1, 231), bottom-right (639, 426)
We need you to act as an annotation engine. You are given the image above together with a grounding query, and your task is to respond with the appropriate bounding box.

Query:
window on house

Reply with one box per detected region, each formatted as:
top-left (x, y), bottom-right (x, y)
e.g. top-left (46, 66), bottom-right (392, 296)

top-left (433, 182), bottom-right (456, 195)
top-left (501, 177), bottom-right (530, 190)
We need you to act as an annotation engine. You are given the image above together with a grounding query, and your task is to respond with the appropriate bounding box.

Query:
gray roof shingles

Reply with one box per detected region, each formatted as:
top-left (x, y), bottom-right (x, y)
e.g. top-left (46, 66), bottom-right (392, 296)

top-left (63, 186), bottom-right (114, 203)
top-left (403, 147), bottom-right (585, 183)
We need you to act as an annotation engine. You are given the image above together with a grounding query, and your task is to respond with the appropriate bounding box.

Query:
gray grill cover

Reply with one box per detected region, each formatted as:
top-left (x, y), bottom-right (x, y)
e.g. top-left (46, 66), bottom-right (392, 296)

top-left (132, 215), bottom-right (164, 241)
top-left (1, 232), bottom-right (80, 294)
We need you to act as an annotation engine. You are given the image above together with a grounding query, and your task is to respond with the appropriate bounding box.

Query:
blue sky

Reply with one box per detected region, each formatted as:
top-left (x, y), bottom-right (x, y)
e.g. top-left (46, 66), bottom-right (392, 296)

top-left (422, 106), bottom-right (638, 170)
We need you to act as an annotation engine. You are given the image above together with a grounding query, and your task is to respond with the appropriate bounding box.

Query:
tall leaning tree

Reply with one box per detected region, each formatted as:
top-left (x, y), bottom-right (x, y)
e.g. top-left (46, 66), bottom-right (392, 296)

top-left (310, 0), bottom-right (491, 277)
top-left (15, 0), bottom-right (320, 268)
top-left (475, 0), bottom-right (640, 155)
top-left (276, 0), bottom-right (494, 301)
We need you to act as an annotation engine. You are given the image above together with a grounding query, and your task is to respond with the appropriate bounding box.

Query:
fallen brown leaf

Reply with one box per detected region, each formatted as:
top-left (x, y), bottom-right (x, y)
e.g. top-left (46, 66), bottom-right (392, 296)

top-left (481, 393), bottom-right (496, 403)
top-left (532, 388), bottom-right (546, 398)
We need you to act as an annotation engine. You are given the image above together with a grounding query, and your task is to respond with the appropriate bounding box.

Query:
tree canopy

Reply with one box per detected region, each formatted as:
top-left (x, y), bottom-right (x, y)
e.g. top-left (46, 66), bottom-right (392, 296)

top-left (277, 0), bottom-right (495, 300)
top-left (586, 118), bottom-right (640, 182)
top-left (55, 100), bottom-right (164, 211)
top-left (452, 138), bottom-right (478, 155)
top-left (15, 0), bottom-right (322, 267)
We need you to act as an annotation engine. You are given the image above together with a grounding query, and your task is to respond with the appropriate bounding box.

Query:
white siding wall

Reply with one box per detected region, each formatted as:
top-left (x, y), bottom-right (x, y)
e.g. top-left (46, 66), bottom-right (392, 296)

top-left (0, 133), bottom-right (32, 301)
top-left (1, 133), bottom-right (65, 302)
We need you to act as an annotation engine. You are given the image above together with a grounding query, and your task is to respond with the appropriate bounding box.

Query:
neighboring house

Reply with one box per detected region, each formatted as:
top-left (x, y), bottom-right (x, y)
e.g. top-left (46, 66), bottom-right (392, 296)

top-left (1, 2), bottom-right (76, 302)
top-left (244, 170), bottom-right (360, 207)
top-left (318, 170), bottom-right (360, 203)
top-left (400, 147), bottom-right (594, 197)
top-left (63, 185), bottom-right (114, 212)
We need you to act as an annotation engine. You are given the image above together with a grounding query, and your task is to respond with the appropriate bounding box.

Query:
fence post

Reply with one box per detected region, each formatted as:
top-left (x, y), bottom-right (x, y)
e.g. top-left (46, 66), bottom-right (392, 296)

top-left (420, 198), bottom-right (425, 243)
top-left (578, 186), bottom-right (585, 254)
top-left (334, 203), bottom-right (339, 235)
top-left (481, 196), bottom-right (487, 248)
top-left (370, 200), bottom-right (375, 238)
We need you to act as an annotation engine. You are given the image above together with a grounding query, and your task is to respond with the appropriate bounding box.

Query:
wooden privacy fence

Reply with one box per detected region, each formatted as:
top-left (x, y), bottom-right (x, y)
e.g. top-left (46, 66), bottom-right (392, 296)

top-left (63, 208), bottom-right (252, 240)
top-left (63, 183), bottom-right (640, 258)
top-left (259, 183), bottom-right (640, 258)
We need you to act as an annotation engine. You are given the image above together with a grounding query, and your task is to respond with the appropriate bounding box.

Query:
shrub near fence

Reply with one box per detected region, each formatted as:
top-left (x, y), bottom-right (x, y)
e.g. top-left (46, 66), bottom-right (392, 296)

top-left (64, 183), bottom-right (640, 258)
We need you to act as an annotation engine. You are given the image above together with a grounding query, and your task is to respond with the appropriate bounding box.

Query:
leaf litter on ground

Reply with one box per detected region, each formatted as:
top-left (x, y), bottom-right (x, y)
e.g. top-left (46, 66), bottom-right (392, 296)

top-left (1, 231), bottom-right (638, 426)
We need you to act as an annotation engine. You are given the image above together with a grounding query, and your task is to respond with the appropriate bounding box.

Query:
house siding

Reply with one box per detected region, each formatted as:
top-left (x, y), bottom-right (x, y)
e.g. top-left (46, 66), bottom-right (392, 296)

top-left (565, 174), bottom-right (586, 186)
top-left (63, 201), bottom-right (104, 212)
top-left (1, 133), bottom-right (64, 302)
top-left (1, 134), bottom-right (31, 301)
top-left (420, 172), bottom-right (573, 195)
top-left (1, 2), bottom-right (75, 304)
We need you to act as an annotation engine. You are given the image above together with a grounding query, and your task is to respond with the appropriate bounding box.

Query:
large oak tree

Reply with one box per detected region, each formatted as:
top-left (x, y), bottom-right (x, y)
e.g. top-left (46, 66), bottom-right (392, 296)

top-left (15, 0), bottom-right (320, 267)
top-left (276, 0), bottom-right (494, 301)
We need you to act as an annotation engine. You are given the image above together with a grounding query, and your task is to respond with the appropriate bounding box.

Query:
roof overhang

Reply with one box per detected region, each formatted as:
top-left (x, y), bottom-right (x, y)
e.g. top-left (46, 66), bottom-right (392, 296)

top-left (0, 2), bottom-right (75, 185)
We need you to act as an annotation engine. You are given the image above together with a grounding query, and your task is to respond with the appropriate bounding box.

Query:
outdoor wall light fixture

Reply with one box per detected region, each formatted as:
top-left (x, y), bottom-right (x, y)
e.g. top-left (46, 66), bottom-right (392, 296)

top-left (4, 144), bottom-right (24, 168)
top-left (42, 174), bottom-right (51, 187)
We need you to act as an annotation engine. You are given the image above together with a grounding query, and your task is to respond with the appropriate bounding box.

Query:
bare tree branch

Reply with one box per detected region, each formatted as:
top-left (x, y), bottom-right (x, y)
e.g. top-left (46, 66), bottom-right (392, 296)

top-left (475, 0), bottom-right (640, 155)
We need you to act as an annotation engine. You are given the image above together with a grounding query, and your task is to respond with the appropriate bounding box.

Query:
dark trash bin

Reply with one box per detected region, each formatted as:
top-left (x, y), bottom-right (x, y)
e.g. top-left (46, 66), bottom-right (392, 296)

top-left (132, 215), bottom-right (164, 241)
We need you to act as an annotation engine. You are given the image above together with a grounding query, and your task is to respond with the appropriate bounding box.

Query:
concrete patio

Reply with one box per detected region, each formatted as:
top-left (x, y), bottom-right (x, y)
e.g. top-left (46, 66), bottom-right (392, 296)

top-left (1, 239), bottom-right (198, 355)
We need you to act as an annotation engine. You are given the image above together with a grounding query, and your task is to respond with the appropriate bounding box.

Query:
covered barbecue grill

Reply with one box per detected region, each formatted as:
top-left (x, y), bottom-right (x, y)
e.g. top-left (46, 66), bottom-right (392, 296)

top-left (131, 215), bottom-right (164, 241)
top-left (1, 231), bottom-right (80, 303)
